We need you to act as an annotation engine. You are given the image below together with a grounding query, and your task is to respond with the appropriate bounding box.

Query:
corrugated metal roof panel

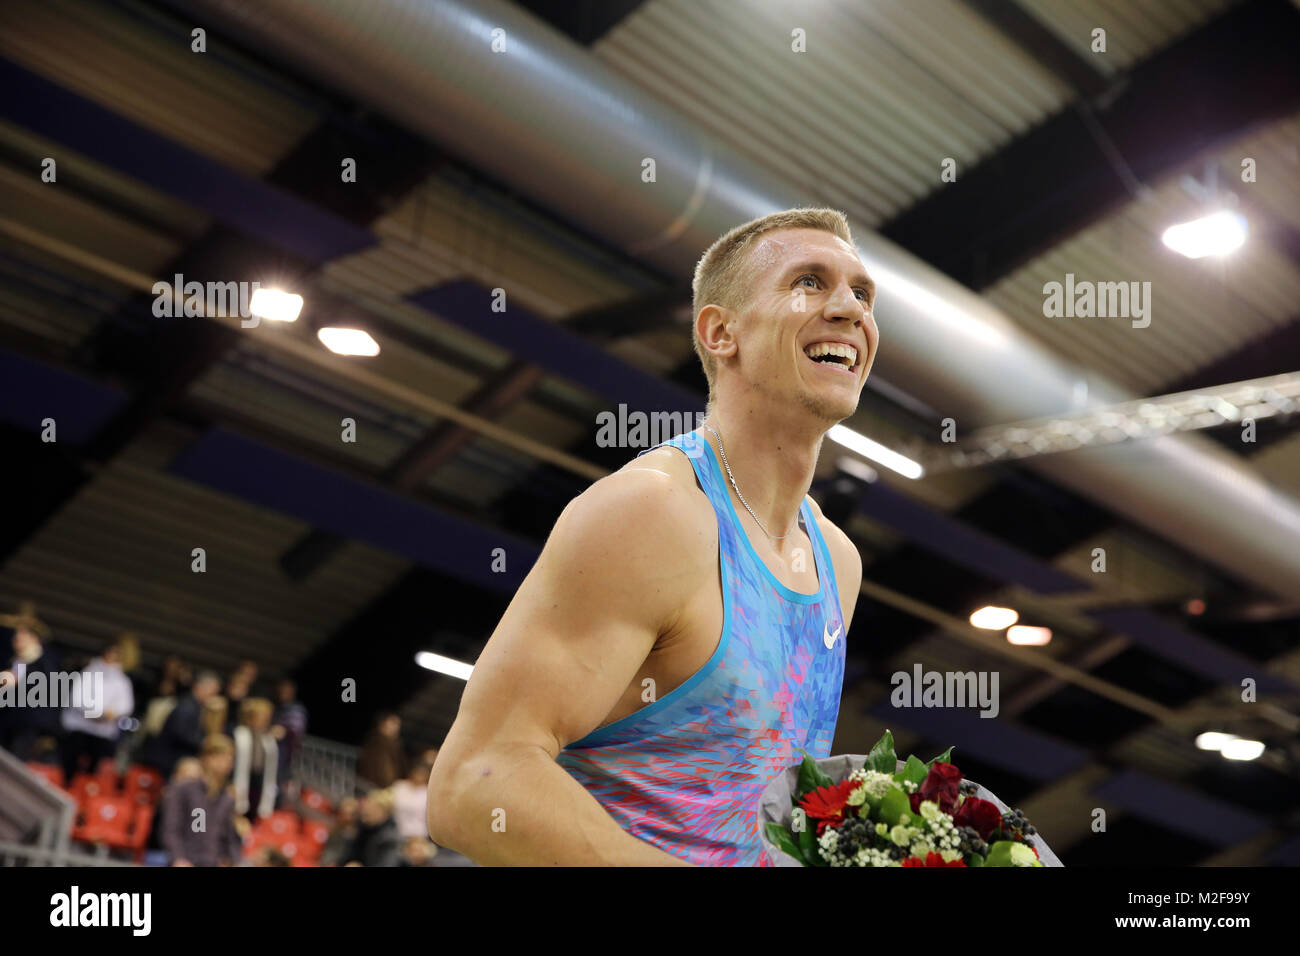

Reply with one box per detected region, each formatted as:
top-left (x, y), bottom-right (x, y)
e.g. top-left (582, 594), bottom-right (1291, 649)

top-left (0, 162), bottom-right (182, 277)
top-left (984, 111), bottom-right (1300, 396)
top-left (1016, 0), bottom-right (1237, 76)
top-left (0, 422), bottom-right (408, 674)
top-left (0, 0), bottom-right (316, 177)
top-left (598, 0), bottom-right (1072, 229)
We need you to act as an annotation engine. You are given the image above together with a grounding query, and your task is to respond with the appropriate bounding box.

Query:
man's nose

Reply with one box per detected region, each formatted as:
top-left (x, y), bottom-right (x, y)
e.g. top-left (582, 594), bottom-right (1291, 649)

top-left (824, 282), bottom-right (864, 324)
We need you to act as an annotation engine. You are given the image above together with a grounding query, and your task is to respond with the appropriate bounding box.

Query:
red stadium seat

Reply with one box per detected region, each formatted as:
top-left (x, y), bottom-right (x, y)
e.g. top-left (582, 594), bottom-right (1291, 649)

top-left (301, 788), bottom-right (333, 814)
top-left (70, 773), bottom-right (109, 807)
top-left (74, 795), bottom-right (133, 846)
top-left (259, 810), bottom-right (299, 838)
top-left (123, 765), bottom-right (164, 805)
top-left (301, 819), bottom-right (330, 849)
top-left (26, 762), bottom-right (65, 790)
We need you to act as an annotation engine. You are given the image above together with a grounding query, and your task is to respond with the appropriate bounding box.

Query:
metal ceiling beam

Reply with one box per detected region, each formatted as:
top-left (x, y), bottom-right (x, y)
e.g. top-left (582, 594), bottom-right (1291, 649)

top-left (884, 0), bottom-right (1300, 288)
top-left (960, 0), bottom-right (1111, 100)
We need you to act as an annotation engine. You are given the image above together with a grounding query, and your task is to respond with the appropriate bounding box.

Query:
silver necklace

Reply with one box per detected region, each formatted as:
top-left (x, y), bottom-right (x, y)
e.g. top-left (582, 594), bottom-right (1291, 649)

top-left (703, 424), bottom-right (794, 540)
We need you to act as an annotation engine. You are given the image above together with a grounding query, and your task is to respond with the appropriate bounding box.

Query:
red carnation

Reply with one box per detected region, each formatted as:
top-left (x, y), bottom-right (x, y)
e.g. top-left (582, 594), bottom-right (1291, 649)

top-left (909, 761), bottom-right (963, 814)
top-left (902, 851), bottom-right (966, 867)
top-left (797, 777), bottom-right (859, 830)
top-left (952, 796), bottom-right (1002, 841)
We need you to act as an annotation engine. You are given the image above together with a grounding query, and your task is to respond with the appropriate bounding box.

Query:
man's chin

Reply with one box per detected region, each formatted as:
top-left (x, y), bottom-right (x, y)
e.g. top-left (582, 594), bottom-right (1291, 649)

top-left (797, 390), bottom-right (859, 425)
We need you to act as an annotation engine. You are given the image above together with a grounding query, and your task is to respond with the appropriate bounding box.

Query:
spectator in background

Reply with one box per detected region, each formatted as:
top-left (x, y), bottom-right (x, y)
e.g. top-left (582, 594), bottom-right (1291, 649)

top-left (60, 633), bottom-right (137, 779)
top-left (391, 759), bottom-right (432, 842)
top-left (147, 670), bottom-right (221, 777)
top-left (319, 797), bottom-right (359, 867)
top-left (0, 603), bottom-right (62, 761)
top-left (144, 756), bottom-right (202, 865)
top-left (161, 734), bottom-right (242, 867)
top-left (221, 670), bottom-right (252, 735)
top-left (270, 678), bottom-right (308, 791)
top-left (356, 712), bottom-right (405, 789)
top-left (346, 788), bottom-right (400, 867)
top-left (137, 656), bottom-right (192, 745)
top-left (400, 835), bottom-right (437, 867)
top-left (231, 697), bottom-right (278, 820)
top-left (201, 693), bottom-right (227, 738)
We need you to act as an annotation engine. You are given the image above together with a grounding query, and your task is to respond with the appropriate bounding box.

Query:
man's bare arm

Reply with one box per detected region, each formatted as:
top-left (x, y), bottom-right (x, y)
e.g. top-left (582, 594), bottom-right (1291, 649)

top-left (426, 467), bottom-right (706, 865)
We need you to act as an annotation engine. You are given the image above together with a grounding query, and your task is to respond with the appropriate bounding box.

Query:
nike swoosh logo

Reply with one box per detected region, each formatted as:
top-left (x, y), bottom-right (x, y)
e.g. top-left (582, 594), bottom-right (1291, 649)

top-left (823, 622), bottom-right (842, 649)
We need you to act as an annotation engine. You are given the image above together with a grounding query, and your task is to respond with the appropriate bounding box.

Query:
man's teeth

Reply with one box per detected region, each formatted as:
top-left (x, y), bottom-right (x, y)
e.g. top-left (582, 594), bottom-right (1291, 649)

top-left (804, 342), bottom-right (858, 367)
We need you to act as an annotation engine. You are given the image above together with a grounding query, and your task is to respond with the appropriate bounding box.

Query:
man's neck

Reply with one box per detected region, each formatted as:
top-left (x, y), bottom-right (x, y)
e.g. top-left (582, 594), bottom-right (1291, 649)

top-left (701, 396), bottom-right (827, 552)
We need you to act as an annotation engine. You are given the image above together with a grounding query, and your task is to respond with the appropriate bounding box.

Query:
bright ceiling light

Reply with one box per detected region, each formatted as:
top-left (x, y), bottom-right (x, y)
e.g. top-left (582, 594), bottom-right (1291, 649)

top-left (1006, 625), bottom-right (1051, 646)
top-left (1195, 731), bottom-right (1236, 751)
top-left (1219, 738), bottom-right (1265, 761)
top-left (970, 606), bottom-right (1019, 630)
top-left (1161, 211), bottom-right (1247, 259)
top-left (248, 288), bottom-right (303, 322)
top-left (828, 424), bottom-right (923, 479)
top-left (836, 456), bottom-right (878, 484)
top-left (415, 651), bottom-right (474, 681)
top-left (318, 327), bottom-right (380, 356)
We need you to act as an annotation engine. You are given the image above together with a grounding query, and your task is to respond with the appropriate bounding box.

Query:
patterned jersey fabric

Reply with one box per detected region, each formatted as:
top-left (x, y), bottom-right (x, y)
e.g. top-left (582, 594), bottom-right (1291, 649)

top-left (556, 428), bottom-right (846, 866)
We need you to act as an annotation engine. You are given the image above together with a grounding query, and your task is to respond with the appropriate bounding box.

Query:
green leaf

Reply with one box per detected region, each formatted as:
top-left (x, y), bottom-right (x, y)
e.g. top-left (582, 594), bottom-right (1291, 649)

top-left (900, 754), bottom-right (929, 786)
top-left (982, 841), bottom-right (1016, 867)
top-left (868, 730), bottom-right (897, 773)
top-left (765, 822), bottom-right (808, 866)
top-left (796, 752), bottom-right (833, 798)
top-left (926, 746), bottom-right (955, 767)
top-left (796, 819), bottom-right (826, 866)
top-left (878, 785), bottom-right (912, 827)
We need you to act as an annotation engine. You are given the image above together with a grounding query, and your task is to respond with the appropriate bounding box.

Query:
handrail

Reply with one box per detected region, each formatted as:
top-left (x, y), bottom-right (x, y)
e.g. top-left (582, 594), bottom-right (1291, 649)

top-left (0, 839), bottom-right (137, 867)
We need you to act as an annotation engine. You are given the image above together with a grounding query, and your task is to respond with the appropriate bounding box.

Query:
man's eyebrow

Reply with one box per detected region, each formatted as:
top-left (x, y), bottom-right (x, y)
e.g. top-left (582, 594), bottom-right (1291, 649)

top-left (784, 260), bottom-right (876, 294)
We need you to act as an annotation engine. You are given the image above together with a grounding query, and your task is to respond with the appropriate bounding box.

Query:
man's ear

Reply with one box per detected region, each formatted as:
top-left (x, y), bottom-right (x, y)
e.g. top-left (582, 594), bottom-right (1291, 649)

top-left (696, 304), bottom-right (738, 364)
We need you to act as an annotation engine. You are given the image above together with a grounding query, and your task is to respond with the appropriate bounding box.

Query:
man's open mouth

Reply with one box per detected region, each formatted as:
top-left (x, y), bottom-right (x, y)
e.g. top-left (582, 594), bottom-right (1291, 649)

top-left (803, 341), bottom-right (859, 375)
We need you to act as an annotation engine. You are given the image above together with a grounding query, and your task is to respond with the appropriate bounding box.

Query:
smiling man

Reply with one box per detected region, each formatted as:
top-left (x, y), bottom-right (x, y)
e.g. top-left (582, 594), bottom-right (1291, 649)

top-left (427, 208), bottom-right (875, 866)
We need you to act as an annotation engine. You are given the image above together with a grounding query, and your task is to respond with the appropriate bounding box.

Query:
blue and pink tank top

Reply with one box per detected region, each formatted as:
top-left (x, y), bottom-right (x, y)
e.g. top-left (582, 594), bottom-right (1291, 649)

top-left (556, 428), bottom-right (847, 866)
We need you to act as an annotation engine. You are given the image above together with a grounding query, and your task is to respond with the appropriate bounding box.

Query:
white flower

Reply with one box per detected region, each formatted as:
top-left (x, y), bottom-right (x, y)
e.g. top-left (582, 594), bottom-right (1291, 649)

top-left (849, 769), bottom-right (895, 799)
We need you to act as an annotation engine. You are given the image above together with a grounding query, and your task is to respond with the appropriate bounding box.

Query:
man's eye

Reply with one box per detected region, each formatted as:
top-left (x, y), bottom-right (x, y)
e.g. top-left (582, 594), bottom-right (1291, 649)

top-left (855, 289), bottom-right (869, 302)
top-left (797, 275), bottom-right (819, 288)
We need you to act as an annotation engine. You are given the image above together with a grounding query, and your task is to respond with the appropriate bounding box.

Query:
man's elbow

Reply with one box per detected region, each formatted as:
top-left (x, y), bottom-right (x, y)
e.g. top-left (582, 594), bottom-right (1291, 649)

top-left (425, 761), bottom-right (470, 848)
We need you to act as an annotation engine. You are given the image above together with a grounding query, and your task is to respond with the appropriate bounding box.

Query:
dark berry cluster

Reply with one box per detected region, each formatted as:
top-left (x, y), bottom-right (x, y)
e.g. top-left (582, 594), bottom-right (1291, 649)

top-left (1000, 807), bottom-right (1037, 840)
top-left (956, 825), bottom-right (987, 857)
top-left (833, 817), bottom-right (906, 861)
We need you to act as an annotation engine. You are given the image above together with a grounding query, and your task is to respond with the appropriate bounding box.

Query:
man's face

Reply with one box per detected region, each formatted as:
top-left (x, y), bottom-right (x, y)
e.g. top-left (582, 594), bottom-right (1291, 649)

top-left (722, 227), bottom-right (878, 423)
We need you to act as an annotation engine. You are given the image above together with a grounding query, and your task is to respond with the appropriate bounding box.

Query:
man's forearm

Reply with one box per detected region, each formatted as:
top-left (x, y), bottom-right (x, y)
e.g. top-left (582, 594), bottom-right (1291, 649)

top-left (429, 745), bottom-right (691, 866)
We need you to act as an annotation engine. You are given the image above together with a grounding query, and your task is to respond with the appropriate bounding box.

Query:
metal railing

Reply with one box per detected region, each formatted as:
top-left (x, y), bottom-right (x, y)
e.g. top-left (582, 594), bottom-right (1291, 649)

top-left (292, 734), bottom-right (359, 803)
top-left (0, 748), bottom-right (77, 858)
top-left (0, 839), bottom-right (137, 867)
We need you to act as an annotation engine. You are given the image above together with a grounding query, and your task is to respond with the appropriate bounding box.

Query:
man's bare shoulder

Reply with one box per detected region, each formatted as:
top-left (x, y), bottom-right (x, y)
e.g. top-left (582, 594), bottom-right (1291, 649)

top-left (553, 445), bottom-right (714, 559)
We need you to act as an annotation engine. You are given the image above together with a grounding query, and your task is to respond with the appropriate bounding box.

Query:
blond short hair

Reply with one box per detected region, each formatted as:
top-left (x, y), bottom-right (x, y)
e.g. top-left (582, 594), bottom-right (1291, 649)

top-left (200, 733), bottom-right (234, 757)
top-left (239, 696), bottom-right (274, 726)
top-left (691, 207), bottom-right (854, 400)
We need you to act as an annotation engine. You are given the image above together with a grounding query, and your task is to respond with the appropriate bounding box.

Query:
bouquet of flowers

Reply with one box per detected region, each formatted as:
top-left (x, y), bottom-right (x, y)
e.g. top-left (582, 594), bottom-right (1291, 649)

top-left (759, 731), bottom-right (1052, 867)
